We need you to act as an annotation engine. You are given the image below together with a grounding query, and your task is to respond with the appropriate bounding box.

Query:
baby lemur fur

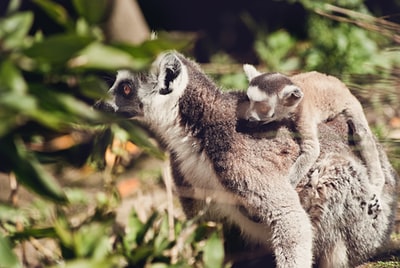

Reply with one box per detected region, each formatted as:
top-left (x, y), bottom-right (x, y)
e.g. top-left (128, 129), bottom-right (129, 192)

top-left (243, 65), bottom-right (385, 201)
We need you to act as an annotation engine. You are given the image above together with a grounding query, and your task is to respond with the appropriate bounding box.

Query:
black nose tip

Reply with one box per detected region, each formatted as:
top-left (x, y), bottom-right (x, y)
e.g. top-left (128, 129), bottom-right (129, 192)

top-left (93, 101), bottom-right (115, 113)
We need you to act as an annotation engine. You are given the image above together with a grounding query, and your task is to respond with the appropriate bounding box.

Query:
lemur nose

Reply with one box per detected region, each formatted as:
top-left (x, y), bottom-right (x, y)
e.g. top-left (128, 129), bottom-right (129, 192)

top-left (93, 100), bottom-right (115, 113)
top-left (248, 116), bottom-right (259, 122)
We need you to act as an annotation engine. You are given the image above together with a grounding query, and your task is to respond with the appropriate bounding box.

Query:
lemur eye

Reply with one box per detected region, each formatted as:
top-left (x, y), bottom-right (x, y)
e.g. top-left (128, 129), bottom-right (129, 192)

top-left (123, 84), bottom-right (131, 96)
top-left (118, 82), bottom-right (134, 98)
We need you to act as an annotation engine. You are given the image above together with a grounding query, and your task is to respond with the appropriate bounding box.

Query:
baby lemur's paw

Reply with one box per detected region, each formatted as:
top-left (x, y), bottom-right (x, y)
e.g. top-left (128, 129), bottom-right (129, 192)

top-left (360, 194), bottom-right (381, 219)
top-left (367, 194), bottom-right (381, 219)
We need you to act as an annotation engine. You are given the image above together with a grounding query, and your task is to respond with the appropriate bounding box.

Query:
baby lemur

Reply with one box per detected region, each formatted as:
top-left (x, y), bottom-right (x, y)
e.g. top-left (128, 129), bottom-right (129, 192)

top-left (242, 64), bottom-right (385, 197)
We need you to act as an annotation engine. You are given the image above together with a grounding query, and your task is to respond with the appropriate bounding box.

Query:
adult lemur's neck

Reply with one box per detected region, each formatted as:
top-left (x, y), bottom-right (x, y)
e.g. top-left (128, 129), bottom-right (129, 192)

top-left (177, 78), bottom-right (240, 173)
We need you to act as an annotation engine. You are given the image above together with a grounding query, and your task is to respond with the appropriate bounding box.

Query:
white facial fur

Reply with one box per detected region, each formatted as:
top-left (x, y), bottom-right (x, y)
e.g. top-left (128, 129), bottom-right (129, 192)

top-left (247, 85), bottom-right (268, 102)
top-left (246, 86), bottom-right (278, 123)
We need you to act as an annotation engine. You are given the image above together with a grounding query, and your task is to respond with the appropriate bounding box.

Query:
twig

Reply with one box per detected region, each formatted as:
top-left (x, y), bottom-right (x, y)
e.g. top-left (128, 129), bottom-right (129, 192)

top-left (8, 172), bottom-right (18, 206)
top-left (162, 160), bottom-right (175, 241)
top-left (315, 4), bottom-right (400, 44)
top-left (162, 159), bottom-right (177, 263)
top-left (29, 237), bottom-right (61, 262)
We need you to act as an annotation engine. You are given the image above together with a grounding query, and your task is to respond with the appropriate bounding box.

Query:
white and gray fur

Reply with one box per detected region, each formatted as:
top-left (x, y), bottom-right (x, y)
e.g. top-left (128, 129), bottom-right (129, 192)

top-left (95, 52), bottom-right (398, 267)
top-left (243, 65), bottom-right (386, 205)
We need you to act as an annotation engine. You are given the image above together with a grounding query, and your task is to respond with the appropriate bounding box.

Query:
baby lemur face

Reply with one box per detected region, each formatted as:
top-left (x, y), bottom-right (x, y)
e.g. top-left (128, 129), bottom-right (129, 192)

top-left (243, 64), bottom-right (304, 124)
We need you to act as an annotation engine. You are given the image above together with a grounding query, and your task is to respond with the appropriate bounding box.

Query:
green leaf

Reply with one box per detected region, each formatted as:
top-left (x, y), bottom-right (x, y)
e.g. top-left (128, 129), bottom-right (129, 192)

top-left (153, 215), bottom-right (172, 254)
top-left (50, 256), bottom-right (124, 268)
top-left (0, 11), bottom-right (33, 50)
top-left (68, 43), bottom-right (148, 71)
top-left (54, 216), bottom-right (73, 249)
top-left (0, 60), bottom-right (28, 94)
top-left (26, 84), bottom-right (99, 130)
top-left (203, 232), bottom-right (224, 268)
top-left (124, 211), bottom-right (144, 249)
top-left (119, 121), bottom-right (165, 159)
top-left (89, 127), bottom-right (113, 170)
top-left (10, 227), bottom-right (57, 241)
top-left (0, 234), bottom-right (21, 268)
top-left (72, 0), bottom-right (109, 25)
top-left (0, 204), bottom-right (29, 226)
top-left (78, 75), bottom-right (109, 100)
top-left (32, 0), bottom-right (71, 28)
top-left (73, 223), bottom-right (109, 258)
top-left (0, 136), bottom-right (68, 203)
top-left (24, 34), bottom-right (94, 64)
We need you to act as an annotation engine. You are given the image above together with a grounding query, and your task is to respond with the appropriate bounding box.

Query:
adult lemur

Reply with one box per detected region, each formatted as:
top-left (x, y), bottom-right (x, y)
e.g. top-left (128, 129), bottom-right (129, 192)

top-left (95, 52), bottom-right (398, 268)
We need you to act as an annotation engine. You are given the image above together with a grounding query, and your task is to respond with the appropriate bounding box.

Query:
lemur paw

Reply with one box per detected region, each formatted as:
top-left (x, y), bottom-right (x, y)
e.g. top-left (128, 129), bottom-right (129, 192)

top-left (367, 194), bottom-right (381, 219)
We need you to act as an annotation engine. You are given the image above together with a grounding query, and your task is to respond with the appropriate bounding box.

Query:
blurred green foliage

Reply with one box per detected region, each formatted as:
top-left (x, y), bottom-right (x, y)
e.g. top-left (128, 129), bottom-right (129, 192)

top-left (0, 0), bottom-right (185, 202)
top-left (241, 0), bottom-right (400, 76)
top-left (0, 0), bottom-right (226, 267)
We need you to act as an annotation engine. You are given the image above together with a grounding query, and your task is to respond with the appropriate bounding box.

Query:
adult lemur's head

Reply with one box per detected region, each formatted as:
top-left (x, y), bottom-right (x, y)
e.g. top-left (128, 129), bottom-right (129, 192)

top-left (93, 70), bottom-right (145, 118)
top-left (96, 51), bottom-right (191, 126)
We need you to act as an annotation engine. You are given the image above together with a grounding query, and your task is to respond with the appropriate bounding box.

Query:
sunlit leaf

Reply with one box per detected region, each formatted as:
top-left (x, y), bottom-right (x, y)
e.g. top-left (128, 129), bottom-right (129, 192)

top-left (124, 211), bottom-right (144, 249)
top-left (73, 223), bottom-right (110, 258)
top-left (68, 43), bottom-right (148, 71)
top-left (130, 245), bottom-right (153, 264)
top-left (50, 256), bottom-right (124, 268)
top-left (0, 136), bottom-right (68, 203)
top-left (91, 236), bottom-right (111, 260)
top-left (0, 60), bottom-right (28, 94)
top-left (78, 75), bottom-right (110, 100)
top-left (26, 84), bottom-right (100, 129)
top-left (0, 11), bottom-right (33, 50)
top-left (54, 217), bottom-right (73, 249)
top-left (72, 0), bottom-right (109, 25)
top-left (136, 211), bottom-right (158, 245)
top-left (32, 0), bottom-right (71, 28)
top-left (0, 234), bottom-right (21, 268)
top-left (203, 232), bottom-right (224, 268)
top-left (0, 93), bottom-right (36, 113)
top-left (0, 204), bottom-right (29, 226)
top-left (24, 34), bottom-right (94, 64)
top-left (64, 188), bottom-right (90, 204)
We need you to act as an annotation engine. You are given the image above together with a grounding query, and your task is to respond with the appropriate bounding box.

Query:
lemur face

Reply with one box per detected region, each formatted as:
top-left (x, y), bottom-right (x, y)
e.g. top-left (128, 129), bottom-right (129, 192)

top-left (95, 52), bottom-right (189, 129)
top-left (243, 64), bottom-right (303, 124)
top-left (94, 70), bottom-right (145, 118)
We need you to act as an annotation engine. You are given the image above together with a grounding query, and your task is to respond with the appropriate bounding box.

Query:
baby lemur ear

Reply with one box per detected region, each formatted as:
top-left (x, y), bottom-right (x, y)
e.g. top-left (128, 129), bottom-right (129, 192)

top-left (281, 85), bottom-right (304, 107)
top-left (157, 52), bottom-right (182, 95)
top-left (243, 64), bottom-right (261, 81)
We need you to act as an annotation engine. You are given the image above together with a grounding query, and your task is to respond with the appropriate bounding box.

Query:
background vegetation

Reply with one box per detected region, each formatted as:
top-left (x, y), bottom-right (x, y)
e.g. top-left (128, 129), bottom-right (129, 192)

top-left (0, 0), bottom-right (399, 267)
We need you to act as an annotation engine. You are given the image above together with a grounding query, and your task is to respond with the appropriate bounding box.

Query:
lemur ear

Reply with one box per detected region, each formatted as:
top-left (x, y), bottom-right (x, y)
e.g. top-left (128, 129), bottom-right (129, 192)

top-left (157, 52), bottom-right (182, 95)
top-left (281, 85), bottom-right (304, 107)
top-left (243, 64), bottom-right (261, 81)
